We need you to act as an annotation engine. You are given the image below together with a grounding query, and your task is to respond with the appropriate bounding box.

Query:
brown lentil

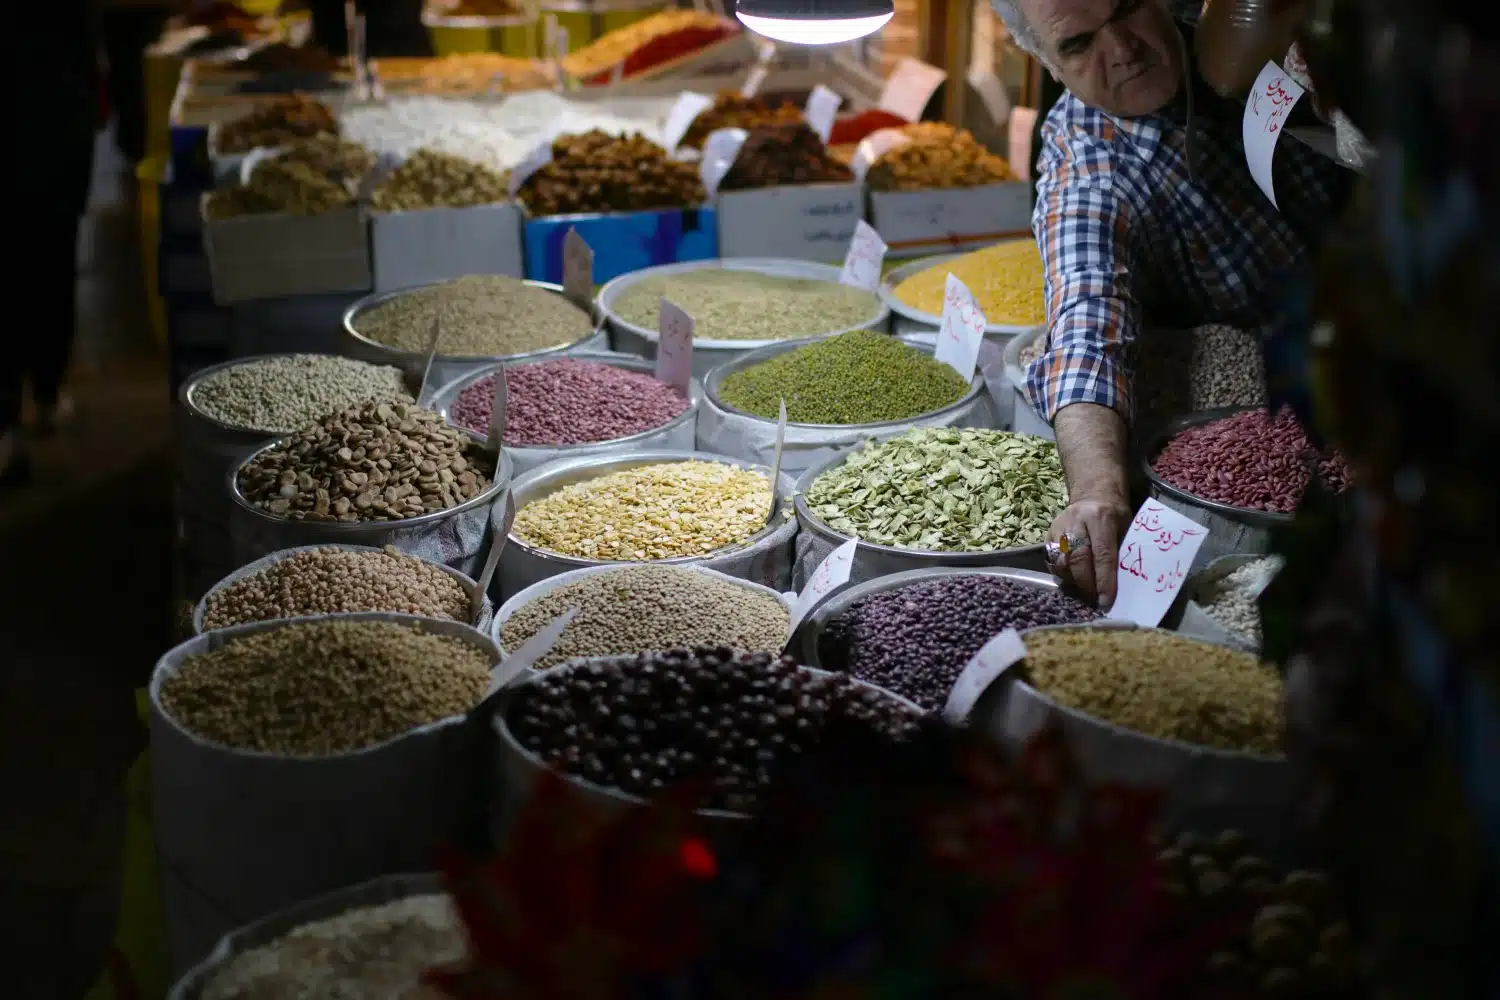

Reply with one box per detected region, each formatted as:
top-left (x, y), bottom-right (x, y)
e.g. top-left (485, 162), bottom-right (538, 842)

top-left (501, 566), bottom-right (789, 668)
top-left (201, 546), bottom-right (472, 630)
top-left (200, 894), bottom-right (463, 1000)
top-left (1019, 628), bottom-right (1283, 755)
top-left (236, 400), bottom-right (493, 523)
top-left (353, 275), bottom-right (593, 358)
top-left (512, 460), bottom-right (774, 561)
top-left (158, 619), bottom-right (492, 755)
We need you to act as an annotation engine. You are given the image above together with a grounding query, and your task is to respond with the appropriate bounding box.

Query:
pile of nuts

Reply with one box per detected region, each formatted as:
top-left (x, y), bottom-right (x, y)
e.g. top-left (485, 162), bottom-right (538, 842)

top-left (370, 149), bottom-right (510, 211)
top-left (215, 94), bottom-right (338, 154)
top-left (680, 92), bottom-right (804, 150)
top-left (275, 133), bottom-right (375, 187)
top-left (206, 156), bottom-right (351, 218)
top-left (1195, 556), bottom-right (1283, 646)
top-left (1019, 628), bottom-right (1283, 755)
top-left (189, 354), bottom-right (412, 434)
top-left (499, 565), bottom-right (789, 668)
top-left (893, 240), bottom-right (1045, 326)
top-left (159, 619), bottom-right (492, 755)
top-left (505, 649), bottom-right (920, 811)
top-left (353, 276), bottom-right (593, 358)
top-left (866, 123), bottom-right (1016, 191)
top-left (449, 359), bottom-right (689, 446)
top-left (236, 400), bottom-right (494, 522)
top-left (512, 460), bottom-right (774, 561)
top-left (1160, 829), bottom-right (1359, 998)
top-left (202, 895), bottom-right (463, 1000)
top-left (1152, 407), bottom-right (1352, 513)
top-left (719, 123), bottom-right (854, 191)
top-left (517, 130), bottom-right (706, 216)
top-left (201, 546), bottom-right (472, 630)
top-left (821, 575), bottom-right (1100, 710)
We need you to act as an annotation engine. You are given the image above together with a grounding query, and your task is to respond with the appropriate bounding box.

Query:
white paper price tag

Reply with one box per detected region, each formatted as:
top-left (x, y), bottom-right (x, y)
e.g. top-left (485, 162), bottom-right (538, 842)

top-left (562, 228), bottom-right (593, 312)
top-left (787, 537), bottom-right (858, 635)
top-left (942, 628), bottom-right (1026, 726)
top-left (488, 607), bottom-right (578, 694)
top-left (415, 316), bottom-right (442, 407)
top-left (804, 84), bottom-right (843, 144)
top-left (661, 91), bottom-right (715, 154)
top-left (934, 274), bottom-right (985, 382)
top-left (486, 364), bottom-right (508, 459)
top-left (508, 137), bottom-right (552, 197)
top-left (1105, 500), bottom-right (1210, 627)
top-left (655, 298), bottom-right (694, 396)
top-left (766, 398), bottom-right (787, 518)
top-left (699, 127), bottom-right (748, 197)
top-left (472, 489), bottom-right (513, 619)
top-left (839, 220), bottom-right (886, 292)
top-left (1242, 61), bottom-right (1306, 209)
top-left (877, 56), bottom-right (947, 122)
top-left (850, 127), bottom-right (911, 181)
top-left (740, 41), bottom-right (775, 99)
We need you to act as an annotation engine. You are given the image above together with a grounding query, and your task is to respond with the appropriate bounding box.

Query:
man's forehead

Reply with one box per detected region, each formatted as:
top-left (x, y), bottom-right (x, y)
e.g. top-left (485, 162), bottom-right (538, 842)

top-left (1018, 0), bottom-right (1117, 42)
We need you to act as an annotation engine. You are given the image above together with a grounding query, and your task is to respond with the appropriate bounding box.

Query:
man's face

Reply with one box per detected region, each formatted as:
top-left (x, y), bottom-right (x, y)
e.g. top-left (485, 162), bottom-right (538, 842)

top-left (1019, 0), bottom-right (1184, 117)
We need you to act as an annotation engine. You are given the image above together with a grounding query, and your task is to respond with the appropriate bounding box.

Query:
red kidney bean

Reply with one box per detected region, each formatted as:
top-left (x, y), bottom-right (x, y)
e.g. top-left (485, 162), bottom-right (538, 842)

top-left (1152, 407), bottom-right (1351, 513)
top-left (449, 359), bottom-right (690, 447)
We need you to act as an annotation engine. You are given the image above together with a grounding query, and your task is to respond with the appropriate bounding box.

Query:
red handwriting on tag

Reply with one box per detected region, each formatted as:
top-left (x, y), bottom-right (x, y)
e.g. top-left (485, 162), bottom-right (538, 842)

top-left (1241, 61), bottom-right (1305, 209)
top-left (838, 220), bottom-right (886, 292)
top-left (1104, 500), bottom-right (1207, 626)
top-left (934, 273), bottom-right (985, 381)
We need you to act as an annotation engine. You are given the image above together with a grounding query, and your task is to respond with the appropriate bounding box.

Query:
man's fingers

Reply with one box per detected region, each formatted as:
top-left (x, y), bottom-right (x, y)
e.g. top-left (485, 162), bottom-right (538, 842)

top-left (1067, 530), bottom-right (1099, 603)
top-left (1092, 527), bottom-right (1118, 609)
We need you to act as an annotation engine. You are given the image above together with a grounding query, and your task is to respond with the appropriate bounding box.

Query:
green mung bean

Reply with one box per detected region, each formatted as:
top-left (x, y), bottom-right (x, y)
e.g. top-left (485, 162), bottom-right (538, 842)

top-left (718, 330), bottom-right (970, 424)
top-left (612, 270), bottom-right (881, 342)
top-left (804, 428), bottom-right (1067, 551)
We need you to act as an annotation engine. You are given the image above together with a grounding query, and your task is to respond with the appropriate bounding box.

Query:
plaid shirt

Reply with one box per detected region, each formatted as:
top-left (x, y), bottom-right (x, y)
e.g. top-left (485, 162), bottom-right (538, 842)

top-left (1025, 53), bottom-right (1349, 424)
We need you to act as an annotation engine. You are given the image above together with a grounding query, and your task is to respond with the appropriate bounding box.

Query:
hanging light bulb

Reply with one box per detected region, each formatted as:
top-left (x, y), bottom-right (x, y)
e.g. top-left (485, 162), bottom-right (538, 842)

top-left (734, 0), bottom-right (895, 46)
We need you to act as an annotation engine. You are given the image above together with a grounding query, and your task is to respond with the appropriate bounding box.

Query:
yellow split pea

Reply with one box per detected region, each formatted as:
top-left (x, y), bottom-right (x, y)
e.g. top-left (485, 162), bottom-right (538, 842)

top-left (893, 239), bottom-right (1046, 327)
top-left (513, 460), bottom-right (775, 561)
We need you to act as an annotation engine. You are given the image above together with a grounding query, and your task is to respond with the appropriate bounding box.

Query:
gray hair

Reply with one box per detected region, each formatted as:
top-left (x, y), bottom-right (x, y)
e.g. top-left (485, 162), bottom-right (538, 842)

top-left (989, 0), bottom-right (1055, 71)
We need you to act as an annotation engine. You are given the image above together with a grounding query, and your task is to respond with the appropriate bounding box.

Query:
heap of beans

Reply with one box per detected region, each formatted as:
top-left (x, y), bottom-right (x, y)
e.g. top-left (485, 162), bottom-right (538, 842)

top-left (506, 649), bottom-right (920, 811)
top-left (190, 354), bottom-right (413, 434)
top-left (201, 546), bottom-right (471, 630)
top-left (1136, 325), bottom-right (1268, 419)
top-left (821, 575), bottom-right (1100, 710)
top-left (215, 94), bottom-right (337, 154)
top-left (717, 330), bottom-right (969, 424)
top-left (612, 269), bottom-right (881, 342)
top-left (517, 130), bottom-right (706, 216)
top-left (353, 276), bottom-right (593, 358)
top-left (275, 134), bottom-right (375, 187)
top-left (893, 240), bottom-right (1044, 327)
top-left (500, 566), bottom-right (788, 668)
top-left (1159, 829), bottom-right (1359, 998)
top-left (512, 460), bottom-right (772, 561)
top-left (449, 359), bottom-right (689, 446)
top-left (237, 400), bottom-right (493, 522)
top-left (1019, 628), bottom-right (1283, 755)
top-left (719, 123), bottom-right (853, 191)
top-left (866, 123), bottom-right (1016, 191)
top-left (680, 91), bottom-right (803, 149)
top-left (1152, 407), bottom-right (1352, 513)
top-left (201, 894), bottom-right (464, 1000)
top-left (369, 148), bottom-right (510, 211)
top-left (159, 619), bottom-right (492, 755)
top-left (206, 156), bottom-right (352, 218)
top-left (1195, 556), bottom-right (1282, 645)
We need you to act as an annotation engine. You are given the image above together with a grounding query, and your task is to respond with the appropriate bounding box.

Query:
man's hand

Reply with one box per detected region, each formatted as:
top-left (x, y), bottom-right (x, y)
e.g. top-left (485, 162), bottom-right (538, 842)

top-left (1048, 498), bottom-right (1133, 607)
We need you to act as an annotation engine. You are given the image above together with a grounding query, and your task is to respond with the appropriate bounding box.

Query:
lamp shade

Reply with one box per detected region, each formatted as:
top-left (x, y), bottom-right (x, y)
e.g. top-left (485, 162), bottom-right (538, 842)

top-left (734, 0), bottom-right (895, 45)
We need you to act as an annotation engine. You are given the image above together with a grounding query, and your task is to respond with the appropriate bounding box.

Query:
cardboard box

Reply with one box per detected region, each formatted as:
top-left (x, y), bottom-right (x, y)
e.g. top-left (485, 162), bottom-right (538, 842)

top-left (715, 183), bottom-right (864, 262)
top-left (203, 200), bottom-right (372, 304)
top-left (370, 202), bottom-right (524, 292)
top-left (522, 207), bottom-right (718, 284)
top-left (869, 182), bottom-right (1033, 258)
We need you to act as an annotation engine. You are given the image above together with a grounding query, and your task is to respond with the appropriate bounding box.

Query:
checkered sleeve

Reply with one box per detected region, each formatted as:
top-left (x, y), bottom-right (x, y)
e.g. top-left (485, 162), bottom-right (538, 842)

top-left (1025, 118), bottom-right (1141, 425)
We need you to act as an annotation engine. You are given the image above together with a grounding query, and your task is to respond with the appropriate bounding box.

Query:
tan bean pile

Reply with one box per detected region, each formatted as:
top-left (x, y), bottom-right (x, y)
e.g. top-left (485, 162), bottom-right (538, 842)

top-left (201, 894), bottom-right (463, 1000)
top-left (371, 149), bottom-right (510, 211)
top-left (353, 276), bottom-right (593, 357)
top-left (513, 460), bottom-right (774, 561)
top-left (866, 123), bottom-right (1015, 191)
top-left (277, 133), bottom-right (375, 186)
top-left (206, 157), bottom-right (352, 219)
top-left (501, 566), bottom-right (789, 669)
top-left (158, 619), bottom-right (492, 755)
top-left (215, 94), bottom-right (338, 154)
top-left (201, 546), bottom-right (471, 630)
top-left (236, 400), bottom-right (493, 522)
top-left (1020, 628), bottom-right (1283, 755)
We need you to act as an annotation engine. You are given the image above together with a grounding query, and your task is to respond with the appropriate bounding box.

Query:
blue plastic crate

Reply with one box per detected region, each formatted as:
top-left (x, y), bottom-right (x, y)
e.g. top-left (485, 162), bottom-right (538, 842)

top-left (169, 124), bottom-right (212, 190)
top-left (523, 207), bottom-right (718, 284)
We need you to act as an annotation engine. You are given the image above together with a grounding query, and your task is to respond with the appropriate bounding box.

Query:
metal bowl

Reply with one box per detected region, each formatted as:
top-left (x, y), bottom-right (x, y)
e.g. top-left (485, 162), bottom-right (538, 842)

top-left (790, 565), bottom-right (1067, 672)
top-left (342, 278), bottom-right (605, 391)
top-left (1000, 323), bottom-right (1053, 441)
top-left (429, 353), bottom-right (702, 477)
top-left (501, 448), bottom-right (795, 595)
top-left (598, 258), bottom-right (890, 379)
top-left (878, 247), bottom-right (1040, 335)
top-left (975, 622), bottom-right (1294, 841)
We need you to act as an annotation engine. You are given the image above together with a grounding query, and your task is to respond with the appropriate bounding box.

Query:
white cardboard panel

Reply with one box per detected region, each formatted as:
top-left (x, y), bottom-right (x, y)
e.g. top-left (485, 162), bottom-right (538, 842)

top-left (716, 183), bottom-right (864, 263)
top-left (869, 182), bottom-right (1033, 259)
top-left (370, 202), bottom-right (525, 292)
top-left (203, 199), bottom-right (372, 304)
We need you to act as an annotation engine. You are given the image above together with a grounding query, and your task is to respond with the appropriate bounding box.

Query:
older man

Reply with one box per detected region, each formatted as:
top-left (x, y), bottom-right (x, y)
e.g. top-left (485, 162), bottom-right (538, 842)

top-left (990, 0), bottom-right (1349, 605)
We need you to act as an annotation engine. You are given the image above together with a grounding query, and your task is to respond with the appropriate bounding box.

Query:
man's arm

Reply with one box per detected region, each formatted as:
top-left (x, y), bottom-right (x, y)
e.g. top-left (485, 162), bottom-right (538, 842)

top-left (1026, 117), bottom-right (1141, 604)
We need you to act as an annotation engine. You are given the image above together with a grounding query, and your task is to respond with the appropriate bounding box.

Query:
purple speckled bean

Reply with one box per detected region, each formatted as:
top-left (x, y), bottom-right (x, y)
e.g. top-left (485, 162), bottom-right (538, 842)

top-left (1151, 406), bottom-right (1351, 513)
top-left (450, 358), bottom-right (690, 447)
top-left (820, 575), bottom-right (1100, 710)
